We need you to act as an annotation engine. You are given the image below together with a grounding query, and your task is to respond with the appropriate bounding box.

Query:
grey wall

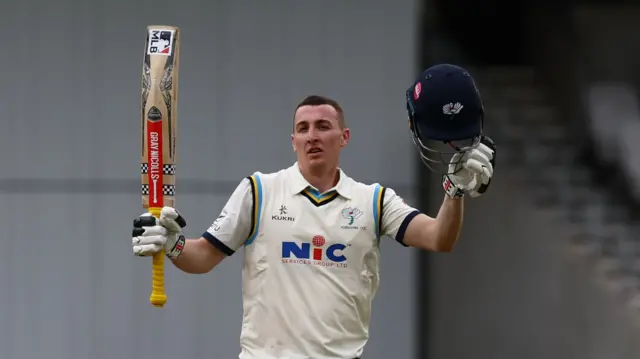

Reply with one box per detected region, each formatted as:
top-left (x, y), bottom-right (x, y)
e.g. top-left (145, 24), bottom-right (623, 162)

top-left (0, 0), bottom-right (421, 358)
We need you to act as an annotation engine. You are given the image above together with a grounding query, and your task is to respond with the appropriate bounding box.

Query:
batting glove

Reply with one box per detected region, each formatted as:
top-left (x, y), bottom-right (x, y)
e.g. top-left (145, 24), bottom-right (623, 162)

top-left (442, 136), bottom-right (496, 198)
top-left (132, 206), bottom-right (187, 259)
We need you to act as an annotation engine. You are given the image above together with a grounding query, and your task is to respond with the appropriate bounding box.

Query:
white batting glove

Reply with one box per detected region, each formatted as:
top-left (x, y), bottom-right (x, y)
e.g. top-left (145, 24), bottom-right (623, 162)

top-left (132, 207), bottom-right (187, 259)
top-left (443, 136), bottom-right (496, 198)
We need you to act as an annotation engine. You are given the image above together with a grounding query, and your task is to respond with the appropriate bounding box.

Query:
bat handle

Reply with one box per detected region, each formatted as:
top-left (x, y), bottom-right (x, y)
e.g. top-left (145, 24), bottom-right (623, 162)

top-left (148, 206), bottom-right (167, 307)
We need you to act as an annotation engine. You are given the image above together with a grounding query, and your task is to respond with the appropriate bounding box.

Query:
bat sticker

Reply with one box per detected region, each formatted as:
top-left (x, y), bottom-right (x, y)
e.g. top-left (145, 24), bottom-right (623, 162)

top-left (146, 29), bottom-right (175, 56)
top-left (147, 106), bottom-right (162, 122)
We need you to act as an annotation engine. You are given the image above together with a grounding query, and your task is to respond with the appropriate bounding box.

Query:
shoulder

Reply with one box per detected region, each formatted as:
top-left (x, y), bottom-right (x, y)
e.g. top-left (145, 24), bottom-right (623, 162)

top-left (343, 175), bottom-right (404, 206)
top-left (246, 167), bottom-right (288, 183)
top-left (341, 172), bottom-right (384, 192)
top-left (340, 173), bottom-right (389, 200)
top-left (244, 166), bottom-right (296, 191)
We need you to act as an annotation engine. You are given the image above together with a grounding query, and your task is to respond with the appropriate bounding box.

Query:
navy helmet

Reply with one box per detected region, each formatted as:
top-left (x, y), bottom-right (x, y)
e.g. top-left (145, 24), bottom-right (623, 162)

top-left (405, 63), bottom-right (484, 174)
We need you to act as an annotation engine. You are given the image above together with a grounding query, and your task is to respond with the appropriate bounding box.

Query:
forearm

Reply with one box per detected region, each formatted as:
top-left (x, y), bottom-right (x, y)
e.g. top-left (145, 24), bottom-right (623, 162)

top-left (432, 194), bottom-right (464, 251)
top-left (169, 237), bottom-right (223, 274)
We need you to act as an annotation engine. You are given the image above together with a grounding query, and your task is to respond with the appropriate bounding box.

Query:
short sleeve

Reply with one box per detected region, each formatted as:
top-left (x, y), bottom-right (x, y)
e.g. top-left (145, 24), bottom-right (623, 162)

top-left (202, 177), bottom-right (255, 255)
top-left (380, 188), bottom-right (421, 246)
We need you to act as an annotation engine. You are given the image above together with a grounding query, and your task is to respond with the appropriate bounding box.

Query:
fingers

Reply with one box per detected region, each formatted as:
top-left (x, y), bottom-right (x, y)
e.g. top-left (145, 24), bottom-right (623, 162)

top-left (462, 158), bottom-right (492, 195)
top-left (465, 146), bottom-right (494, 179)
top-left (478, 138), bottom-right (496, 169)
top-left (476, 143), bottom-right (494, 160)
top-left (132, 227), bottom-right (145, 237)
top-left (463, 158), bottom-right (487, 175)
top-left (464, 174), bottom-right (478, 191)
top-left (466, 149), bottom-right (493, 173)
top-left (133, 243), bottom-right (164, 256)
top-left (452, 137), bottom-right (496, 198)
top-left (134, 208), bottom-right (185, 233)
top-left (132, 213), bottom-right (169, 256)
top-left (479, 168), bottom-right (490, 185)
top-left (470, 161), bottom-right (492, 184)
top-left (464, 160), bottom-right (491, 184)
top-left (132, 234), bottom-right (167, 256)
top-left (159, 216), bottom-right (183, 233)
top-left (133, 234), bottom-right (167, 246)
top-left (132, 208), bottom-right (185, 257)
top-left (480, 136), bottom-right (496, 153)
top-left (133, 224), bottom-right (167, 237)
top-left (161, 207), bottom-right (187, 227)
top-left (159, 207), bottom-right (187, 232)
top-left (133, 214), bottom-right (157, 228)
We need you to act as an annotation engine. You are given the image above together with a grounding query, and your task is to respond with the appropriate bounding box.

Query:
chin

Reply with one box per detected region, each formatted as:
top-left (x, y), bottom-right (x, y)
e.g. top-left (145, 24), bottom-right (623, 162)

top-left (302, 153), bottom-right (328, 166)
top-left (307, 157), bottom-right (326, 165)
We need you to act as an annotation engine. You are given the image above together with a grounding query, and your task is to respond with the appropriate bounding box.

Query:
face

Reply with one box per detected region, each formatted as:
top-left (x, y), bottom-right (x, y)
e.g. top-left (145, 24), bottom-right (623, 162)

top-left (292, 104), bottom-right (350, 170)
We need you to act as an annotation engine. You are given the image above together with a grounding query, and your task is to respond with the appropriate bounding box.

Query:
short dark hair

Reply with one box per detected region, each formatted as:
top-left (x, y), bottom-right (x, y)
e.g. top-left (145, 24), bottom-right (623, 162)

top-left (294, 95), bottom-right (346, 129)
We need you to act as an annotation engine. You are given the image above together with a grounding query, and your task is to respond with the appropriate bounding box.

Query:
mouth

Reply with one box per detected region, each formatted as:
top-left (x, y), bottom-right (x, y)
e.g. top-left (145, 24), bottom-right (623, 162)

top-left (307, 147), bottom-right (323, 156)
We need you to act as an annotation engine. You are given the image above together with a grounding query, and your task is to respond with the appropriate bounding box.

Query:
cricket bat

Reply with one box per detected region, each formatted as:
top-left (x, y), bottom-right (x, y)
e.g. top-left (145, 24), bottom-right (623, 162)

top-left (140, 25), bottom-right (180, 307)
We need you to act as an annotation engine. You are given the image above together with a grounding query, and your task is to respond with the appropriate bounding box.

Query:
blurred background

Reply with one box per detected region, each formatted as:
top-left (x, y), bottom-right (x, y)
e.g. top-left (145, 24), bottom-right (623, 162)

top-left (1, 0), bottom-right (640, 358)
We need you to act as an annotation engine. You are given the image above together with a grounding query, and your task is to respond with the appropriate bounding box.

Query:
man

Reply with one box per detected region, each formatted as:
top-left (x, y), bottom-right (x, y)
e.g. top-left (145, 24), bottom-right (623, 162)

top-left (131, 63), bottom-right (496, 359)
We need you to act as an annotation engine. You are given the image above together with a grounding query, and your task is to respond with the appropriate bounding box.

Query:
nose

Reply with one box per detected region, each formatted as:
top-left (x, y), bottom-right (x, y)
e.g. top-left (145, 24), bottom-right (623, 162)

top-left (306, 128), bottom-right (320, 143)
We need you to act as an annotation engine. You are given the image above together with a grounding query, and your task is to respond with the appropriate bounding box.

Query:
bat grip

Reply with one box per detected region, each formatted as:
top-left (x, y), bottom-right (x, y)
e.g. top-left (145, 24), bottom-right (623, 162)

top-left (148, 206), bottom-right (167, 307)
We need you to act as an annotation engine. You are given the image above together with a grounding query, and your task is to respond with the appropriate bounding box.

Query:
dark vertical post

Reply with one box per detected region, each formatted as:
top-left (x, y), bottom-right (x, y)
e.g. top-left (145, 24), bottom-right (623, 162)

top-left (415, 0), bottom-right (432, 358)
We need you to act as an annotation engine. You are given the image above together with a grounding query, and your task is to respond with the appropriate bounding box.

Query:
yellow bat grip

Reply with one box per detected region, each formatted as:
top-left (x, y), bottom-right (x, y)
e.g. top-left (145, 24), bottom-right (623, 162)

top-left (148, 206), bottom-right (167, 307)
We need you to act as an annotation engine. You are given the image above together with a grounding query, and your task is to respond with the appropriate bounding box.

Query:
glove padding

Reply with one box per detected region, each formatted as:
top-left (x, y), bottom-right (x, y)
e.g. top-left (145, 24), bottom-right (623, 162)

top-left (443, 136), bottom-right (496, 198)
top-left (132, 207), bottom-right (187, 259)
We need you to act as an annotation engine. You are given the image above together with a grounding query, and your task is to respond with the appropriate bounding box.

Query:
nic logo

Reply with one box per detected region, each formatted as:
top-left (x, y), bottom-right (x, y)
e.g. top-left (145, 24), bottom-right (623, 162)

top-left (282, 235), bottom-right (348, 268)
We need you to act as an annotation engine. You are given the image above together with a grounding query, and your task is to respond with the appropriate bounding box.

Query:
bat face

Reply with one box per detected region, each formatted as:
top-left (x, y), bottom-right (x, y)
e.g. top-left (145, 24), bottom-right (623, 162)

top-left (141, 25), bottom-right (180, 308)
top-left (141, 26), bottom-right (180, 210)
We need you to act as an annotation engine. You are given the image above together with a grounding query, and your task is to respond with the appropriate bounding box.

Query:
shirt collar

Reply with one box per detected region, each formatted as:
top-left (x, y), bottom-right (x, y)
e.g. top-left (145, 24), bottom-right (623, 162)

top-left (288, 162), bottom-right (352, 200)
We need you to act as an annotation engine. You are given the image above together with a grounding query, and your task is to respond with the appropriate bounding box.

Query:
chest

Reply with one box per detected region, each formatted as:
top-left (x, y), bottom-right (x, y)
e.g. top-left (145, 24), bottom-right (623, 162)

top-left (258, 193), bottom-right (378, 260)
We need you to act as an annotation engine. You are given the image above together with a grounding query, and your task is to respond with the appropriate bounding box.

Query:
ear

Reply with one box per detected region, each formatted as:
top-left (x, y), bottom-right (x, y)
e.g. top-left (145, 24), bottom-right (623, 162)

top-left (341, 128), bottom-right (350, 147)
top-left (291, 133), bottom-right (297, 152)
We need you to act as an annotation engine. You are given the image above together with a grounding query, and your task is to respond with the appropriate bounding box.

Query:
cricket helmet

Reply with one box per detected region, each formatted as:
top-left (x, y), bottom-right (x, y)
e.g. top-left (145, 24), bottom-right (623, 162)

top-left (405, 63), bottom-right (484, 174)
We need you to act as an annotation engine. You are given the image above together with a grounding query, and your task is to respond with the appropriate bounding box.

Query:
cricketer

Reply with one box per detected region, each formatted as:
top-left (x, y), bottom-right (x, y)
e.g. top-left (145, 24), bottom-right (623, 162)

top-left (131, 63), bottom-right (496, 359)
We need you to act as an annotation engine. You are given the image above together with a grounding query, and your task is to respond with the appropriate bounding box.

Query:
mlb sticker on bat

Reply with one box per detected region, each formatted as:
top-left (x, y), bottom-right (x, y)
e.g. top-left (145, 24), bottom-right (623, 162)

top-left (147, 29), bottom-right (176, 55)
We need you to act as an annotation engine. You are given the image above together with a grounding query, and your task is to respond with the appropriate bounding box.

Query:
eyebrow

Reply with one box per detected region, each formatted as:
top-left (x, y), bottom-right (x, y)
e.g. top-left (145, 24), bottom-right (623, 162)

top-left (297, 118), bottom-right (331, 125)
top-left (294, 118), bottom-right (335, 131)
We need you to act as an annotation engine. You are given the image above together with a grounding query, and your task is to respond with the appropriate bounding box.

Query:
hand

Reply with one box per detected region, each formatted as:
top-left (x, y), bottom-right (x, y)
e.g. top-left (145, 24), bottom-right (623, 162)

top-left (442, 136), bottom-right (496, 198)
top-left (132, 206), bottom-right (187, 259)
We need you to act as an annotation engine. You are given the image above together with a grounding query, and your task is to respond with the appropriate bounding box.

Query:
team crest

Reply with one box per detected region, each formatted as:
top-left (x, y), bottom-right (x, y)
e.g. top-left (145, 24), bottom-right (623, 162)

top-left (341, 207), bottom-right (363, 226)
top-left (442, 102), bottom-right (463, 115)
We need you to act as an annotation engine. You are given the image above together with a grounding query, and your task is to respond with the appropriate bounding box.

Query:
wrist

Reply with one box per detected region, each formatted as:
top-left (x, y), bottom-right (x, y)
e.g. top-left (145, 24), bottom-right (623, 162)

top-left (442, 175), bottom-right (465, 198)
top-left (166, 234), bottom-right (186, 259)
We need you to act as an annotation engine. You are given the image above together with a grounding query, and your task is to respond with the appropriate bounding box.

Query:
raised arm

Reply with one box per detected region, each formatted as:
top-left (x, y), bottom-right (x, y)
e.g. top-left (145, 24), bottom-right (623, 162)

top-left (379, 188), bottom-right (462, 252)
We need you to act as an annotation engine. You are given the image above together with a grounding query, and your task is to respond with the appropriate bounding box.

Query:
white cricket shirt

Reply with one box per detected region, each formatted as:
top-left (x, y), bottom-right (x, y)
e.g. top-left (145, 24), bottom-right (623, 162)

top-left (202, 162), bottom-right (420, 359)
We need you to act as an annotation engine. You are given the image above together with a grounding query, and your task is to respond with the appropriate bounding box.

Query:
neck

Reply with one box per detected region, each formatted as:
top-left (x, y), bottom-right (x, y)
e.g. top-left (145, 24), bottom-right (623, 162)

top-left (299, 162), bottom-right (339, 193)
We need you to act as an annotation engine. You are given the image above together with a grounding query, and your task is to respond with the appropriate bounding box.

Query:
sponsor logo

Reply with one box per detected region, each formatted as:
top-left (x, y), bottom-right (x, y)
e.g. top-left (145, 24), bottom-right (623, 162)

top-left (272, 205), bottom-right (295, 222)
top-left (282, 235), bottom-right (348, 268)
